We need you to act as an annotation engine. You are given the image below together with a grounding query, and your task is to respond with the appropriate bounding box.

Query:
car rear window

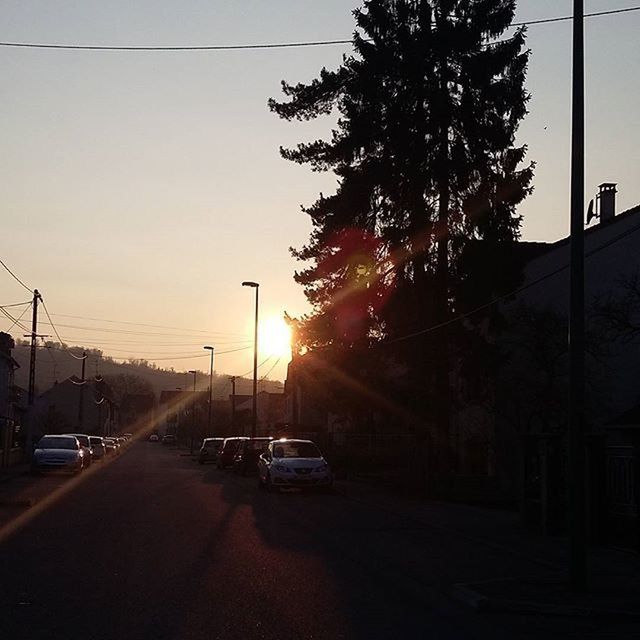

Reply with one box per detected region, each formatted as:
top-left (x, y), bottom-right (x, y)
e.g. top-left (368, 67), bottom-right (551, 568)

top-left (39, 437), bottom-right (77, 450)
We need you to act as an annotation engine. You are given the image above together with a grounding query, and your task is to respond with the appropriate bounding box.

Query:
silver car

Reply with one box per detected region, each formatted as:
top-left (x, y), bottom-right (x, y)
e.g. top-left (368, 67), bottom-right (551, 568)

top-left (64, 433), bottom-right (94, 468)
top-left (31, 435), bottom-right (84, 475)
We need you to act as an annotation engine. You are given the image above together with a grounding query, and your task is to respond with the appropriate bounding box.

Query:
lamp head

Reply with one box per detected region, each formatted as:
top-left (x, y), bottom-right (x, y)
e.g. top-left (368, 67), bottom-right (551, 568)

top-left (242, 281), bottom-right (259, 288)
top-left (203, 345), bottom-right (214, 351)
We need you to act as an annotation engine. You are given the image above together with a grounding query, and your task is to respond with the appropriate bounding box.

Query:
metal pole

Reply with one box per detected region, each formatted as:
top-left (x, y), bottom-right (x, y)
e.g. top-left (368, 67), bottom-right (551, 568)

top-left (252, 286), bottom-right (259, 438)
top-left (568, 0), bottom-right (587, 592)
top-left (208, 348), bottom-right (213, 434)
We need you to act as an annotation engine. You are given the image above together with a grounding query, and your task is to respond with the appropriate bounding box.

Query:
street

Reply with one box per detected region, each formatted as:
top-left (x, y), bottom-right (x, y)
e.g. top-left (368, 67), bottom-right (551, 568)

top-left (0, 442), bottom-right (634, 640)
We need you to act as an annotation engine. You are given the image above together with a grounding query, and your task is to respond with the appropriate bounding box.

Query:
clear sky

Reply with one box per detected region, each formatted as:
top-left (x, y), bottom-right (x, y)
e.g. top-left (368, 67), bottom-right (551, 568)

top-left (1, 0), bottom-right (638, 382)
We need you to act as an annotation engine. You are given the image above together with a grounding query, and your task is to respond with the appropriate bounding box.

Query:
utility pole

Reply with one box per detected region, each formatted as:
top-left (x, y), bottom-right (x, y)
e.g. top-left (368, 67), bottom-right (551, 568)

top-left (27, 290), bottom-right (41, 407)
top-left (230, 376), bottom-right (237, 431)
top-left (25, 289), bottom-right (42, 456)
top-left (77, 351), bottom-right (87, 430)
top-left (568, 0), bottom-right (587, 592)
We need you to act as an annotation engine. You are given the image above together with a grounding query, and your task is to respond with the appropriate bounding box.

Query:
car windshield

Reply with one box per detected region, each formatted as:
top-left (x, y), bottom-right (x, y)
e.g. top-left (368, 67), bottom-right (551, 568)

top-left (72, 436), bottom-right (89, 447)
top-left (272, 442), bottom-right (322, 459)
top-left (247, 440), bottom-right (269, 451)
top-left (90, 438), bottom-right (102, 445)
top-left (39, 437), bottom-right (77, 450)
top-left (204, 441), bottom-right (221, 449)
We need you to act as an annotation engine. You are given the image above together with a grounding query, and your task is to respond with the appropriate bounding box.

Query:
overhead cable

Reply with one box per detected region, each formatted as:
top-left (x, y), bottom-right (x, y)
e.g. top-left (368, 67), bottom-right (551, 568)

top-left (0, 305), bottom-right (30, 333)
top-left (0, 259), bottom-right (32, 293)
top-left (40, 299), bottom-right (87, 360)
top-left (0, 7), bottom-right (637, 52)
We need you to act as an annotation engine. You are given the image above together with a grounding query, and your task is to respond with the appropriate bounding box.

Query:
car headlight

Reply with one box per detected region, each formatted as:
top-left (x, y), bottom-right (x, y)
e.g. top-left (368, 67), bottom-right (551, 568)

top-left (275, 464), bottom-right (292, 473)
top-left (314, 464), bottom-right (328, 472)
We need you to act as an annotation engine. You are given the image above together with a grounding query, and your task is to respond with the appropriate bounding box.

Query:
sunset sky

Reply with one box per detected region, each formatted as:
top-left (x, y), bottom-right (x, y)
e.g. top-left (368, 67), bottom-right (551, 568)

top-left (1, 0), bottom-right (638, 382)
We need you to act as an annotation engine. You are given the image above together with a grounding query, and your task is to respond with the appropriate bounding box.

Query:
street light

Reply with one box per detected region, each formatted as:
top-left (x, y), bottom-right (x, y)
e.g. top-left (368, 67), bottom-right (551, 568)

top-left (188, 369), bottom-right (197, 454)
top-left (242, 281), bottom-right (259, 438)
top-left (204, 346), bottom-right (214, 435)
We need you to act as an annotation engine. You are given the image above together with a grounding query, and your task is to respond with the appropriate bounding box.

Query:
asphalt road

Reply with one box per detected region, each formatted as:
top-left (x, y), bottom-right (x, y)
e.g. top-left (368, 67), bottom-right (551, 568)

top-left (0, 443), bottom-right (626, 640)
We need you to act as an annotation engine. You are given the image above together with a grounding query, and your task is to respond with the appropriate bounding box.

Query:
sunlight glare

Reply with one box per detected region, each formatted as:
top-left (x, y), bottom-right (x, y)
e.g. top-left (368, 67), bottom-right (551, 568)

top-left (259, 316), bottom-right (292, 359)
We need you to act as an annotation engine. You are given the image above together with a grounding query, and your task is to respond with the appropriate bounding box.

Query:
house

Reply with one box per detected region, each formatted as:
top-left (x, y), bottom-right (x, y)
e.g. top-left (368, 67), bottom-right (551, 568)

top-left (0, 332), bottom-right (24, 468)
top-left (29, 375), bottom-right (119, 440)
top-left (234, 391), bottom-right (286, 436)
top-left (450, 183), bottom-right (640, 537)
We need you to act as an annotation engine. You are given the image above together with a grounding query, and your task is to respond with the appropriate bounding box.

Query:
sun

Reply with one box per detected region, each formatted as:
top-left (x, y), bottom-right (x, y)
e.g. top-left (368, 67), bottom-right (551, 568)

top-left (259, 316), bottom-right (292, 359)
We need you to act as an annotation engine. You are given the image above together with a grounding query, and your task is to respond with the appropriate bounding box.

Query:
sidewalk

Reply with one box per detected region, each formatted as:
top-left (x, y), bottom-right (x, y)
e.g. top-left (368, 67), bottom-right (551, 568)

top-left (334, 479), bottom-right (640, 619)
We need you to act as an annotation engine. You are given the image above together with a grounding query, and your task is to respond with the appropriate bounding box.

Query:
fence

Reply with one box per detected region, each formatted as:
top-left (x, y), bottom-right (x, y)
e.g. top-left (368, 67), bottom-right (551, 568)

top-left (606, 446), bottom-right (636, 518)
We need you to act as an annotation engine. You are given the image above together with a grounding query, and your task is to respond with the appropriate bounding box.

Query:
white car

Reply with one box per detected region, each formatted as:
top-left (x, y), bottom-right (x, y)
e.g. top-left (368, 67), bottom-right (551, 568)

top-left (31, 435), bottom-right (84, 475)
top-left (258, 439), bottom-right (333, 491)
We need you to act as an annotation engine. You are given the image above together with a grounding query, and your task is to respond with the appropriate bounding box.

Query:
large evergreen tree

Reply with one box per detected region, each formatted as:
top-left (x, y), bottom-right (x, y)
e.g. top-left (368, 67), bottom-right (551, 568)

top-left (271, 0), bottom-right (533, 464)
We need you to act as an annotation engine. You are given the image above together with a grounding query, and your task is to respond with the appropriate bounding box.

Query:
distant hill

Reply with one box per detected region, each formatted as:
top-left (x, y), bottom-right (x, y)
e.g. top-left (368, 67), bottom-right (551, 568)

top-left (12, 341), bottom-right (284, 401)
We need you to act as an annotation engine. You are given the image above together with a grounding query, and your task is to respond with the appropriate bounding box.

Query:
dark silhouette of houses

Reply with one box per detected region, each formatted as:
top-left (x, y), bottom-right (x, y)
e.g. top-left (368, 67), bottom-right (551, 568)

top-left (0, 332), bottom-right (25, 468)
top-left (29, 375), bottom-right (118, 440)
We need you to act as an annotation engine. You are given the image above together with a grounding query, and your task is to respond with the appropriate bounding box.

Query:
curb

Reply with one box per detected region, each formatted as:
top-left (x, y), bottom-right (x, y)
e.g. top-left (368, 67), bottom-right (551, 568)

top-left (451, 582), bottom-right (640, 619)
top-left (0, 498), bottom-right (36, 508)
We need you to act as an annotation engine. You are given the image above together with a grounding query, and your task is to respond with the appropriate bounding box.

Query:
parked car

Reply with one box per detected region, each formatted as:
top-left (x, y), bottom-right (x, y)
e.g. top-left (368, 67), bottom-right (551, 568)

top-left (162, 434), bottom-right (177, 446)
top-left (257, 439), bottom-right (333, 491)
top-left (148, 434), bottom-right (159, 442)
top-left (217, 437), bottom-right (248, 469)
top-left (198, 437), bottom-right (224, 464)
top-left (232, 437), bottom-right (272, 475)
top-left (64, 433), bottom-right (94, 468)
top-left (89, 436), bottom-right (106, 461)
top-left (31, 435), bottom-right (84, 475)
top-left (103, 437), bottom-right (119, 455)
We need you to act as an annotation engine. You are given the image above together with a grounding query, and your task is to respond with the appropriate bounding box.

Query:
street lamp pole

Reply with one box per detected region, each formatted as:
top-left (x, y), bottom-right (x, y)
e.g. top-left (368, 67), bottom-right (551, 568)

top-left (242, 281), bottom-right (259, 438)
top-left (204, 346), bottom-right (214, 435)
top-left (188, 369), bottom-right (197, 455)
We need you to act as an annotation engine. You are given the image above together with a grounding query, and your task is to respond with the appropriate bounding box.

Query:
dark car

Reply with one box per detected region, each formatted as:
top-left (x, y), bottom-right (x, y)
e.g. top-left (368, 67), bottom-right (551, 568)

top-left (198, 437), bottom-right (224, 464)
top-left (162, 434), bottom-right (177, 446)
top-left (89, 436), bottom-right (106, 461)
top-left (217, 437), bottom-right (248, 469)
top-left (232, 437), bottom-right (273, 475)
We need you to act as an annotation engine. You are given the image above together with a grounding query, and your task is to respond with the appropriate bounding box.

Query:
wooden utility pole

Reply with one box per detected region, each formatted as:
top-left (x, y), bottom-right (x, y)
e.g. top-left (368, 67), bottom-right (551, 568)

top-left (568, 0), bottom-right (587, 592)
top-left (25, 289), bottom-right (42, 456)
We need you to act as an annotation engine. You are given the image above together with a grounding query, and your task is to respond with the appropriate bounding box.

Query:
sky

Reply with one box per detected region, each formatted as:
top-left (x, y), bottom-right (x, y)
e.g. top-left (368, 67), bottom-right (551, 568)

top-left (1, 0), bottom-right (638, 383)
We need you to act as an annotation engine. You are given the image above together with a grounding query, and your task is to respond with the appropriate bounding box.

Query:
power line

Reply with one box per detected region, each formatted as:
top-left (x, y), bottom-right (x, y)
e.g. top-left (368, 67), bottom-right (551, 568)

top-left (1, 7), bottom-right (637, 51)
top-left (260, 357), bottom-right (281, 382)
top-left (35, 319), bottom-right (250, 340)
top-left (0, 305), bottom-right (30, 333)
top-left (0, 301), bottom-right (32, 309)
top-left (6, 302), bottom-right (32, 333)
top-left (0, 259), bottom-right (32, 293)
top-left (39, 299), bottom-right (86, 360)
top-left (47, 312), bottom-right (249, 337)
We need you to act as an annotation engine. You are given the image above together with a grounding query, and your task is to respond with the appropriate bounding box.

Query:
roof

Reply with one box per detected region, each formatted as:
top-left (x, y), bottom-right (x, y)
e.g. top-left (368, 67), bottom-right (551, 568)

top-left (606, 404), bottom-right (640, 429)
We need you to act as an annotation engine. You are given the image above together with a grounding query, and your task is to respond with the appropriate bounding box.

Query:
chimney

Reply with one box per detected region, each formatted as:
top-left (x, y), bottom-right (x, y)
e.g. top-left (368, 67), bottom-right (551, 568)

top-left (598, 183), bottom-right (617, 223)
